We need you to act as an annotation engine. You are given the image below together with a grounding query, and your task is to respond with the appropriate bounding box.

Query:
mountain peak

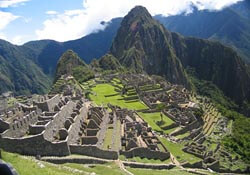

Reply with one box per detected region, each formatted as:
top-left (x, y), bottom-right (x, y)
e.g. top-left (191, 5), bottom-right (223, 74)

top-left (54, 50), bottom-right (86, 81)
top-left (128, 6), bottom-right (151, 17)
top-left (121, 6), bottom-right (153, 28)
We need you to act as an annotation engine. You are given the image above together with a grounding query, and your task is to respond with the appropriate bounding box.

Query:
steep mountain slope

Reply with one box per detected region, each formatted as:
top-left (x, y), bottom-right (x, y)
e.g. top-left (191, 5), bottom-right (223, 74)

top-left (54, 50), bottom-right (94, 84)
top-left (109, 6), bottom-right (250, 106)
top-left (90, 54), bottom-right (124, 72)
top-left (110, 6), bottom-right (189, 86)
top-left (155, 0), bottom-right (250, 62)
top-left (171, 33), bottom-right (250, 104)
top-left (0, 40), bottom-right (51, 95)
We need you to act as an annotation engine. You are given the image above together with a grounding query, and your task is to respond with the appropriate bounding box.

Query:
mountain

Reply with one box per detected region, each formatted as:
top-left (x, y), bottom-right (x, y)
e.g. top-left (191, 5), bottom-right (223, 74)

top-left (54, 50), bottom-right (94, 84)
top-left (155, 0), bottom-right (250, 62)
top-left (24, 18), bottom-right (122, 75)
top-left (90, 54), bottom-right (124, 72)
top-left (110, 6), bottom-right (190, 86)
top-left (109, 6), bottom-right (250, 107)
top-left (0, 40), bottom-right (51, 95)
top-left (0, 19), bottom-right (121, 94)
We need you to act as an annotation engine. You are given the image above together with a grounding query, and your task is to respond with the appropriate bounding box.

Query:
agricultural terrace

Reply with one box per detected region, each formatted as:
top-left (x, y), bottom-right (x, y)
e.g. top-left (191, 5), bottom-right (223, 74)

top-left (89, 83), bottom-right (147, 110)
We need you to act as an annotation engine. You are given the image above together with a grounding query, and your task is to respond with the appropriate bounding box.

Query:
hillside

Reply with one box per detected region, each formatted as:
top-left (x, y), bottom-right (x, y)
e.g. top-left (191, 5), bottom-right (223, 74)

top-left (24, 18), bottom-right (122, 75)
top-left (0, 40), bottom-right (51, 95)
top-left (54, 50), bottom-right (94, 83)
top-left (110, 6), bottom-right (190, 86)
top-left (155, 0), bottom-right (250, 62)
top-left (109, 6), bottom-right (250, 110)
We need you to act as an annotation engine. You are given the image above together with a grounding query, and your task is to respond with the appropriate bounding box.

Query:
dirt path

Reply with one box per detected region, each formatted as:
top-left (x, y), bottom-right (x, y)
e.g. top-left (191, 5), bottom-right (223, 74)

top-left (115, 160), bottom-right (134, 175)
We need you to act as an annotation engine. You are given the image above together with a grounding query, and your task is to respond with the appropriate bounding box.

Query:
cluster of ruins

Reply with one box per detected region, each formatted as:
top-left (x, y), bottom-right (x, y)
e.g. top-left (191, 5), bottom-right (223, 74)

top-left (0, 73), bottom-right (248, 173)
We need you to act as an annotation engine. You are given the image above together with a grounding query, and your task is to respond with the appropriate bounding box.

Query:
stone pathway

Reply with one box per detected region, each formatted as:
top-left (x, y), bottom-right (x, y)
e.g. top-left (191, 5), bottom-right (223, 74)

top-left (115, 160), bottom-right (134, 175)
top-left (96, 110), bottom-right (110, 148)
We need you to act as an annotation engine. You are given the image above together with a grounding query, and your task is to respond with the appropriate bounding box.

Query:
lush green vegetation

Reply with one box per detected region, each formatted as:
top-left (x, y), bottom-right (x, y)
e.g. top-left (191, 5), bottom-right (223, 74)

top-left (189, 73), bottom-right (250, 163)
top-left (65, 162), bottom-right (126, 175)
top-left (89, 83), bottom-right (147, 110)
top-left (127, 167), bottom-right (195, 175)
top-left (159, 137), bottom-right (201, 164)
top-left (72, 66), bottom-right (94, 84)
top-left (2, 150), bottom-right (127, 175)
top-left (1, 151), bottom-right (84, 175)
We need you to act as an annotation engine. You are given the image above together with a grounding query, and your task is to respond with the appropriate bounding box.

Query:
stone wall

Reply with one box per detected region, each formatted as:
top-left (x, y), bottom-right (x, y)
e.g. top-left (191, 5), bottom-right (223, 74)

top-left (120, 147), bottom-right (170, 161)
top-left (34, 95), bottom-right (61, 112)
top-left (70, 145), bottom-right (118, 160)
top-left (181, 161), bottom-right (203, 169)
top-left (171, 120), bottom-right (200, 136)
top-left (41, 156), bottom-right (110, 165)
top-left (43, 101), bottom-right (75, 142)
top-left (67, 106), bottom-right (87, 144)
top-left (0, 133), bottom-right (70, 156)
top-left (1, 111), bottom-right (38, 138)
top-left (123, 161), bottom-right (175, 170)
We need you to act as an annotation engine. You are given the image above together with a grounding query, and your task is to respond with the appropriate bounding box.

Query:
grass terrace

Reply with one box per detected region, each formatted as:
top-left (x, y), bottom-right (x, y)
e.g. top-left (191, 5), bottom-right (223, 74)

top-left (127, 167), bottom-right (196, 175)
top-left (159, 137), bottom-right (202, 164)
top-left (102, 125), bottom-right (114, 150)
top-left (138, 112), bottom-right (176, 134)
top-left (89, 83), bottom-right (147, 110)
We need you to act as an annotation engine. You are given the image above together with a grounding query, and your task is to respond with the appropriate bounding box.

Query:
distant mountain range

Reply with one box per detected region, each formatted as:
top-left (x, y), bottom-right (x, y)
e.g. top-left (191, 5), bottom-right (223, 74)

top-left (0, 0), bottom-right (250, 109)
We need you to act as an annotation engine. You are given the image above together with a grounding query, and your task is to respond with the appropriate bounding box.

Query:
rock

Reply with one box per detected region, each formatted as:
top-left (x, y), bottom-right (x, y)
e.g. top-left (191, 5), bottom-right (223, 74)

top-left (59, 128), bottom-right (68, 140)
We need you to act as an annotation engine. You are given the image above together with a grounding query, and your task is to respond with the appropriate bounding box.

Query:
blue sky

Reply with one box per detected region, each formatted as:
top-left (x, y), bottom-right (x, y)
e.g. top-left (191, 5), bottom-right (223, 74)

top-left (0, 0), bottom-right (243, 45)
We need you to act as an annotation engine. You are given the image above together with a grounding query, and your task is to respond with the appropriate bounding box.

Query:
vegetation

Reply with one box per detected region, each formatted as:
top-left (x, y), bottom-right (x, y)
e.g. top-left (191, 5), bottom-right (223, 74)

top-left (189, 72), bottom-right (250, 163)
top-left (159, 137), bottom-right (201, 164)
top-left (138, 112), bottom-right (174, 134)
top-left (72, 66), bottom-right (94, 84)
top-left (127, 167), bottom-right (196, 175)
top-left (2, 150), bottom-right (127, 175)
top-left (89, 83), bottom-right (147, 110)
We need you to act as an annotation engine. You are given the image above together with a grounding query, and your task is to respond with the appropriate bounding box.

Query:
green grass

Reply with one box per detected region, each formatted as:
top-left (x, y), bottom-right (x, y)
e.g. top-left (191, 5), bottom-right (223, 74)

top-left (127, 167), bottom-right (195, 175)
top-left (2, 151), bottom-right (127, 175)
top-left (103, 126), bottom-right (114, 150)
top-left (65, 162), bottom-right (126, 175)
top-left (138, 112), bottom-right (175, 134)
top-left (89, 83), bottom-right (147, 110)
top-left (119, 155), bottom-right (171, 164)
top-left (1, 151), bottom-right (84, 175)
top-left (159, 137), bottom-right (201, 164)
top-left (176, 132), bottom-right (190, 139)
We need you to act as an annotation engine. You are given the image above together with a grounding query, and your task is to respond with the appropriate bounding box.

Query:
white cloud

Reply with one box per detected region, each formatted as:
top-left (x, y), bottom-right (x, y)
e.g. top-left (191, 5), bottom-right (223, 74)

top-left (36, 0), bottom-right (243, 42)
top-left (0, 0), bottom-right (30, 8)
top-left (11, 35), bottom-right (24, 45)
top-left (0, 32), bottom-right (7, 40)
top-left (46, 11), bottom-right (58, 15)
top-left (0, 11), bottom-right (19, 30)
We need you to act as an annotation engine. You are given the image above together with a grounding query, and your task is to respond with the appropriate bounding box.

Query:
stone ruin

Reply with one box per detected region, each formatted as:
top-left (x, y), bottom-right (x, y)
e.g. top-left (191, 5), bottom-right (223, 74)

top-left (114, 107), bottom-right (170, 161)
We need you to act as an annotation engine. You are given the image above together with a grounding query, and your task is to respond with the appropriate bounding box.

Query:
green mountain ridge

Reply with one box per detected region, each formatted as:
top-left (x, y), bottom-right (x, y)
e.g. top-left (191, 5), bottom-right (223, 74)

top-left (110, 6), bottom-right (190, 87)
top-left (108, 6), bottom-right (250, 110)
top-left (0, 40), bottom-right (51, 95)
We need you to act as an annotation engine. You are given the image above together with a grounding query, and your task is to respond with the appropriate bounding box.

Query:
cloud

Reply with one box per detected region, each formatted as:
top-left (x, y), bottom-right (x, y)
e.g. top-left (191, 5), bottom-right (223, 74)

top-left (36, 0), bottom-right (243, 42)
top-left (0, 0), bottom-right (30, 8)
top-left (0, 11), bottom-right (19, 30)
top-left (46, 11), bottom-right (58, 15)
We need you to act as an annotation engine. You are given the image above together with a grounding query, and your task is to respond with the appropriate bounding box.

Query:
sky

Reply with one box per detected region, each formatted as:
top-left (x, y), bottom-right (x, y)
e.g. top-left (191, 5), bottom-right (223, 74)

top-left (0, 0), bottom-right (243, 45)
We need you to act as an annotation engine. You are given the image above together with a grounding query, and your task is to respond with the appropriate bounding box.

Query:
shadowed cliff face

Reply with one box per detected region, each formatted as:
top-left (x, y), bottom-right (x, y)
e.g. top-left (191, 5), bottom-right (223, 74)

top-left (110, 6), bottom-right (190, 87)
top-left (110, 6), bottom-right (250, 105)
